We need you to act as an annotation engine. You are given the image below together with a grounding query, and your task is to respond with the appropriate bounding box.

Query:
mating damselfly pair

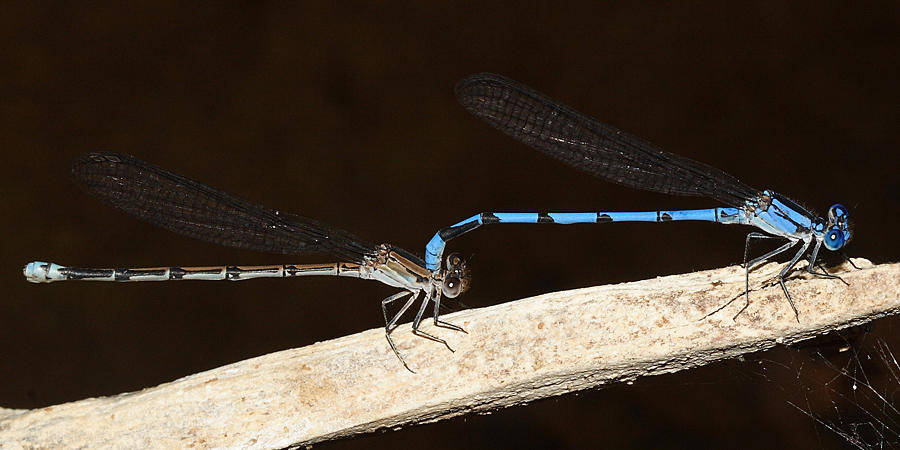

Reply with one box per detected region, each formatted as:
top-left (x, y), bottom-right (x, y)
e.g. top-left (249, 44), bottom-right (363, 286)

top-left (24, 73), bottom-right (853, 370)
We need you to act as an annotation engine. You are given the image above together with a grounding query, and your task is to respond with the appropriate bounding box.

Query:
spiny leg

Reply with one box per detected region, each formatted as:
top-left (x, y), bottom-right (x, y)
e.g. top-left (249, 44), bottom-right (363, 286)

top-left (703, 233), bottom-right (781, 320)
top-left (431, 289), bottom-right (466, 333)
top-left (804, 240), bottom-right (850, 286)
top-left (809, 264), bottom-right (850, 286)
top-left (381, 290), bottom-right (417, 372)
top-left (808, 263), bottom-right (848, 284)
top-left (777, 240), bottom-right (813, 322)
top-left (411, 290), bottom-right (454, 352)
top-left (737, 237), bottom-right (798, 319)
top-left (702, 290), bottom-right (744, 320)
top-left (811, 264), bottom-right (849, 285)
top-left (744, 232), bottom-right (780, 267)
top-left (840, 251), bottom-right (860, 269)
top-left (383, 291), bottom-right (416, 332)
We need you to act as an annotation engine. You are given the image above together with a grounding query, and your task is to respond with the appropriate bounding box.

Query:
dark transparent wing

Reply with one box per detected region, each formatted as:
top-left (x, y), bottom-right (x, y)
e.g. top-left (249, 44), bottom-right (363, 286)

top-left (455, 73), bottom-right (761, 207)
top-left (71, 152), bottom-right (378, 262)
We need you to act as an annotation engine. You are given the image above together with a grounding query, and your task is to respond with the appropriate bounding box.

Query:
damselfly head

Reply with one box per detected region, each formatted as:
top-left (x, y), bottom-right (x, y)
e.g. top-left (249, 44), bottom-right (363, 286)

top-left (441, 253), bottom-right (471, 298)
top-left (824, 204), bottom-right (851, 251)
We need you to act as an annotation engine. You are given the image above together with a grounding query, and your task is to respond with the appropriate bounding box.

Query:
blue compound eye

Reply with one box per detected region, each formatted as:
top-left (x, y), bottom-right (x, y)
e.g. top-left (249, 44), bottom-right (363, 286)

top-left (828, 204), bottom-right (848, 223)
top-left (824, 227), bottom-right (847, 250)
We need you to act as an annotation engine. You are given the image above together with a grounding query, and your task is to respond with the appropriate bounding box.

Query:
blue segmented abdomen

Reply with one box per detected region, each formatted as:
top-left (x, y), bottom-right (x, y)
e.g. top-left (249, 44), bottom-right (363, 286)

top-left (425, 207), bottom-right (745, 270)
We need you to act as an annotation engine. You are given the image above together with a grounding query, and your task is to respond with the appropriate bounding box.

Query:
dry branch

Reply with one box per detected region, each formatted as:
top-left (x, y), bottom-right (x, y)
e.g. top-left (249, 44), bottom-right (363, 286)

top-left (1, 259), bottom-right (897, 448)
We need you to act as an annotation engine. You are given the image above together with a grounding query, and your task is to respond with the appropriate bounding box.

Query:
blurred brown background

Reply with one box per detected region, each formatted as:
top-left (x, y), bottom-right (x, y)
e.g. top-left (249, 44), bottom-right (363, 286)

top-left (1, 2), bottom-right (897, 448)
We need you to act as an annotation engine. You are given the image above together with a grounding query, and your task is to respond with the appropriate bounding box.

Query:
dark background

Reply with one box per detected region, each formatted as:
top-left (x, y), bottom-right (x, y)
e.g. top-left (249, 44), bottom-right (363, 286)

top-left (2, 2), bottom-right (898, 448)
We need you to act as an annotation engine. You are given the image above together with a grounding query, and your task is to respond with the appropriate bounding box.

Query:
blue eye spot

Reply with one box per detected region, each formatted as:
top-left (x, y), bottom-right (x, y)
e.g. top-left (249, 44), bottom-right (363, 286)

top-left (828, 204), bottom-right (848, 222)
top-left (824, 227), bottom-right (847, 250)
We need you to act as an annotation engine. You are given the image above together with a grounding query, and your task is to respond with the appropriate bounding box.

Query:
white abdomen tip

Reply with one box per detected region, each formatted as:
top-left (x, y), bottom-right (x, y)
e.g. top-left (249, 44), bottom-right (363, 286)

top-left (23, 261), bottom-right (62, 283)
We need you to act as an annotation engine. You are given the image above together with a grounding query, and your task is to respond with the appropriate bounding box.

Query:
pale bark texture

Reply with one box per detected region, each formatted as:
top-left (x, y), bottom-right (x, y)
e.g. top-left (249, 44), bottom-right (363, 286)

top-left (1, 260), bottom-right (896, 449)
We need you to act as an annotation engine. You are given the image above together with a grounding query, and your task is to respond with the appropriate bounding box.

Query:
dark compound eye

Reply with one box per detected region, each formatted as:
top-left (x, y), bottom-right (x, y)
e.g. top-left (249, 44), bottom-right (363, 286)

top-left (443, 276), bottom-right (462, 297)
top-left (446, 253), bottom-right (463, 269)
